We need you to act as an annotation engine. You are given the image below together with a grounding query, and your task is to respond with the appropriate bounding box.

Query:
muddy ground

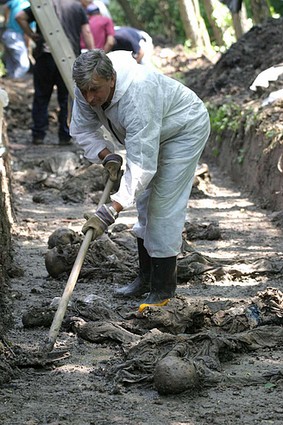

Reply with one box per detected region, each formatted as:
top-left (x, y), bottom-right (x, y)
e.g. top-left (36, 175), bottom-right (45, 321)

top-left (1, 17), bottom-right (283, 425)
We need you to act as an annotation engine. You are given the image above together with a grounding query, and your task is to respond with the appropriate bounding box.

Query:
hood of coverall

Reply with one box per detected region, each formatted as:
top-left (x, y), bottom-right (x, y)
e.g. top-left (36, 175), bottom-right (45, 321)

top-left (106, 51), bottom-right (138, 107)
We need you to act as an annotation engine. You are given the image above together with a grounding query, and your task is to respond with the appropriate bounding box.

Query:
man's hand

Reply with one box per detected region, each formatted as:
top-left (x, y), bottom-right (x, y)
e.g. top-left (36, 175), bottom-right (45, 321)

top-left (102, 153), bottom-right (123, 182)
top-left (82, 204), bottom-right (118, 240)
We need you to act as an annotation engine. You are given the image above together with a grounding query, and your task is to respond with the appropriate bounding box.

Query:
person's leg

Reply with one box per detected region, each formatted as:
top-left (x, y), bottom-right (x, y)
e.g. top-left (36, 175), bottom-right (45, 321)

top-left (3, 46), bottom-right (14, 78)
top-left (139, 256), bottom-right (177, 310)
top-left (2, 31), bottom-right (14, 77)
top-left (144, 109), bottom-right (210, 258)
top-left (115, 188), bottom-right (151, 298)
top-left (139, 108), bottom-right (210, 309)
top-left (9, 33), bottom-right (30, 78)
top-left (1, 30), bottom-right (29, 78)
top-left (32, 54), bottom-right (55, 143)
top-left (55, 70), bottom-right (70, 144)
top-left (115, 237), bottom-right (151, 297)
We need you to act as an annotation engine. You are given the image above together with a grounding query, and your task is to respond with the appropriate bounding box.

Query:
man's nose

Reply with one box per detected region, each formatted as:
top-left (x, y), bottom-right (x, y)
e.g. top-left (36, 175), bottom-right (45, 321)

top-left (85, 91), bottom-right (95, 104)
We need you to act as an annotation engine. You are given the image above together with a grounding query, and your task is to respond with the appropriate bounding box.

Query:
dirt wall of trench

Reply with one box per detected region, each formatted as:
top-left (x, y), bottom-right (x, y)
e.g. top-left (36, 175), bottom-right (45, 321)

top-left (182, 17), bottom-right (283, 213)
top-left (0, 118), bottom-right (13, 337)
top-left (204, 124), bottom-right (283, 211)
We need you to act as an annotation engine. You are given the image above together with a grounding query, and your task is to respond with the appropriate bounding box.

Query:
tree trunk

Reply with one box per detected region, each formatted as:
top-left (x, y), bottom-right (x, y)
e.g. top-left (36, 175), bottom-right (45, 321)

top-left (232, 12), bottom-right (244, 39)
top-left (116, 0), bottom-right (144, 29)
top-left (231, 3), bottom-right (251, 40)
top-left (178, 0), bottom-right (214, 57)
top-left (202, 0), bottom-right (225, 46)
top-left (250, 0), bottom-right (271, 25)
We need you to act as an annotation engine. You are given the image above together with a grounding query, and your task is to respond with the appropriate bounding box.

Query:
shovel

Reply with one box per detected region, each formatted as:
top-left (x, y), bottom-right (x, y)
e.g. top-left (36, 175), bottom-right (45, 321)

top-left (43, 177), bottom-right (114, 353)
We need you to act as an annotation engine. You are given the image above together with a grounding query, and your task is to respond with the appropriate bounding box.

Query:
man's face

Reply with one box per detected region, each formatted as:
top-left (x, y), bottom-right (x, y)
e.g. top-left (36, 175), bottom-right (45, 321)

top-left (81, 73), bottom-right (115, 108)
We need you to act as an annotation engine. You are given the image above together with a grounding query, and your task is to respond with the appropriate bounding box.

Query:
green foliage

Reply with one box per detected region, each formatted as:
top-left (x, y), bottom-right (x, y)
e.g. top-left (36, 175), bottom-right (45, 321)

top-left (207, 101), bottom-right (259, 163)
top-left (208, 102), bottom-right (243, 133)
top-left (170, 71), bottom-right (186, 85)
top-left (108, 0), bottom-right (125, 25)
top-left (109, 0), bottom-right (185, 43)
top-left (202, 0), bottom-right (236, 49)
top-left (0, 53), bottom-right (6, 78)
top-left (109, 0), bottom-right (239, 51)
top-left (109, 0), bottom-right (282, 51)
top-left (0, 63), bottom-right (6, 77)
top-left (265, 129), bottom-right (278, 139)
top-left (237, 148), bottom-right (245, 164)
top-left (212, 146), bottom-right (220, 157)
top-left (245, 0), bottom-right (283, 17)
top-left (270, 1), bottom-right (283, 15)
top-left (208, 101), bottom-right (258, 135)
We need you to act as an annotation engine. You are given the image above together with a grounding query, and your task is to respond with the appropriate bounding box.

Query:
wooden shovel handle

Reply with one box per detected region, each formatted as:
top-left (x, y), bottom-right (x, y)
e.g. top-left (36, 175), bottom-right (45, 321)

top-left (44, 178), bottom-right (114, 352)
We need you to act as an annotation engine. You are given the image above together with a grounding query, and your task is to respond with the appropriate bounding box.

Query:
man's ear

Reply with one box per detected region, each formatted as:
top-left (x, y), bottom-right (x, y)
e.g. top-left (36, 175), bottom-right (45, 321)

top-left (110, 73), bottom-right (116, 88)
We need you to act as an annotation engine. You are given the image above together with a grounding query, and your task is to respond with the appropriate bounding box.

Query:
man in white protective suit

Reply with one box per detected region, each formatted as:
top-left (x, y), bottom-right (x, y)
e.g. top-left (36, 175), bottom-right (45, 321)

top-left (70, 49), bottom-right (210, 312)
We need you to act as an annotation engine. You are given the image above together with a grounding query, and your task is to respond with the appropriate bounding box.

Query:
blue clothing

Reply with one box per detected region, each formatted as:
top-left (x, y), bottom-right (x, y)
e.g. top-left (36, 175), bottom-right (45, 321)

top-left (113, 27), bottom-right (143, 55)
top-left (1, 0), bottom-right (33, 77)
top-left (6, 0), bottom-right (31, 33)
top-left (1, 31), bottom-right (30, 77)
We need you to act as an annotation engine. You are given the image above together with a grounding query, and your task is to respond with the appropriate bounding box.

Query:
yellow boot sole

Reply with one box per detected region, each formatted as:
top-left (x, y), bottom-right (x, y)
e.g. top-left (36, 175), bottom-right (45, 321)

top-left (138, 298), bottom-right (170, 313)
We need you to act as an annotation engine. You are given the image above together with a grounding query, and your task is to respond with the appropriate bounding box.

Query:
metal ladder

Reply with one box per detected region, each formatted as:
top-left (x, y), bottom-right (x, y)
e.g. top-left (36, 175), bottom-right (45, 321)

top-left (30, 0), bottom-right (76, 99)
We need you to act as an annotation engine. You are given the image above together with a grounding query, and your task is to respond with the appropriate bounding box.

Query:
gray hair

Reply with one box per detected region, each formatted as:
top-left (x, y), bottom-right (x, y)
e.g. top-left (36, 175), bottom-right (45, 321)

top-left (72, 49), bottom-right (115, 91)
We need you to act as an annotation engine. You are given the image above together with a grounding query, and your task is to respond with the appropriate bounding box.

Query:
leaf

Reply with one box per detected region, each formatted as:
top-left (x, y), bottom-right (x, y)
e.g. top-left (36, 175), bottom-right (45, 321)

top-left (264, 382), bottom-right (277, 389)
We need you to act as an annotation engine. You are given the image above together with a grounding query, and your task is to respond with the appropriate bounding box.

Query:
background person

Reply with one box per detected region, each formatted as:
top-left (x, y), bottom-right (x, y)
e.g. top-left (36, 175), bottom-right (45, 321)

top-left (70, 49), bottom-right (210, 310)
top-left (112, 26), bottom-right (153, 65)
top-left (80, 0), bottom-right (112, 18)
top-left (1, 0), bottom-right (33, 79)
top-left (16, 0), bottom-right (94, 145)
top-left (112, 26), bottom-right (145, 63)
top-left (81, 3), bottom-right (115, 53)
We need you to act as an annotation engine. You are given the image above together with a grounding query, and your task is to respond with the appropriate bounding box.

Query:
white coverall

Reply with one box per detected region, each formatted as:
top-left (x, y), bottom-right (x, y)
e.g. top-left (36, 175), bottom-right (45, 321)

top-left (70, 51), bottom-right (210, 257)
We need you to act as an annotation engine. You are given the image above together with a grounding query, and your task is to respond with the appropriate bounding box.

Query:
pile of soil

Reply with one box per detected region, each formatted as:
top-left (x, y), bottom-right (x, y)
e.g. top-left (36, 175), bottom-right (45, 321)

top-left (187, 17), bottom-right (283, 211)
top-left (188, 16), bottom-right (283, 101)
top-left (0, 17), bottom-right (283, 425)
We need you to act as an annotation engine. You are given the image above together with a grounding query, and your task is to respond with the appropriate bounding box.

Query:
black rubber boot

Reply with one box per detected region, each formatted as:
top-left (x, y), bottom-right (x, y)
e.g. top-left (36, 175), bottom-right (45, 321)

top-left (139, 256), bottom-right (177, 311)
top-left (115, 238), bottom-right (151, 297)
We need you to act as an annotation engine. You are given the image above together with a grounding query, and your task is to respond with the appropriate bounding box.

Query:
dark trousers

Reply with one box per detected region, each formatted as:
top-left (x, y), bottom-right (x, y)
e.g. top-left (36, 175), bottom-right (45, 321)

top-left (32, 53), bottom-right (70, 141)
